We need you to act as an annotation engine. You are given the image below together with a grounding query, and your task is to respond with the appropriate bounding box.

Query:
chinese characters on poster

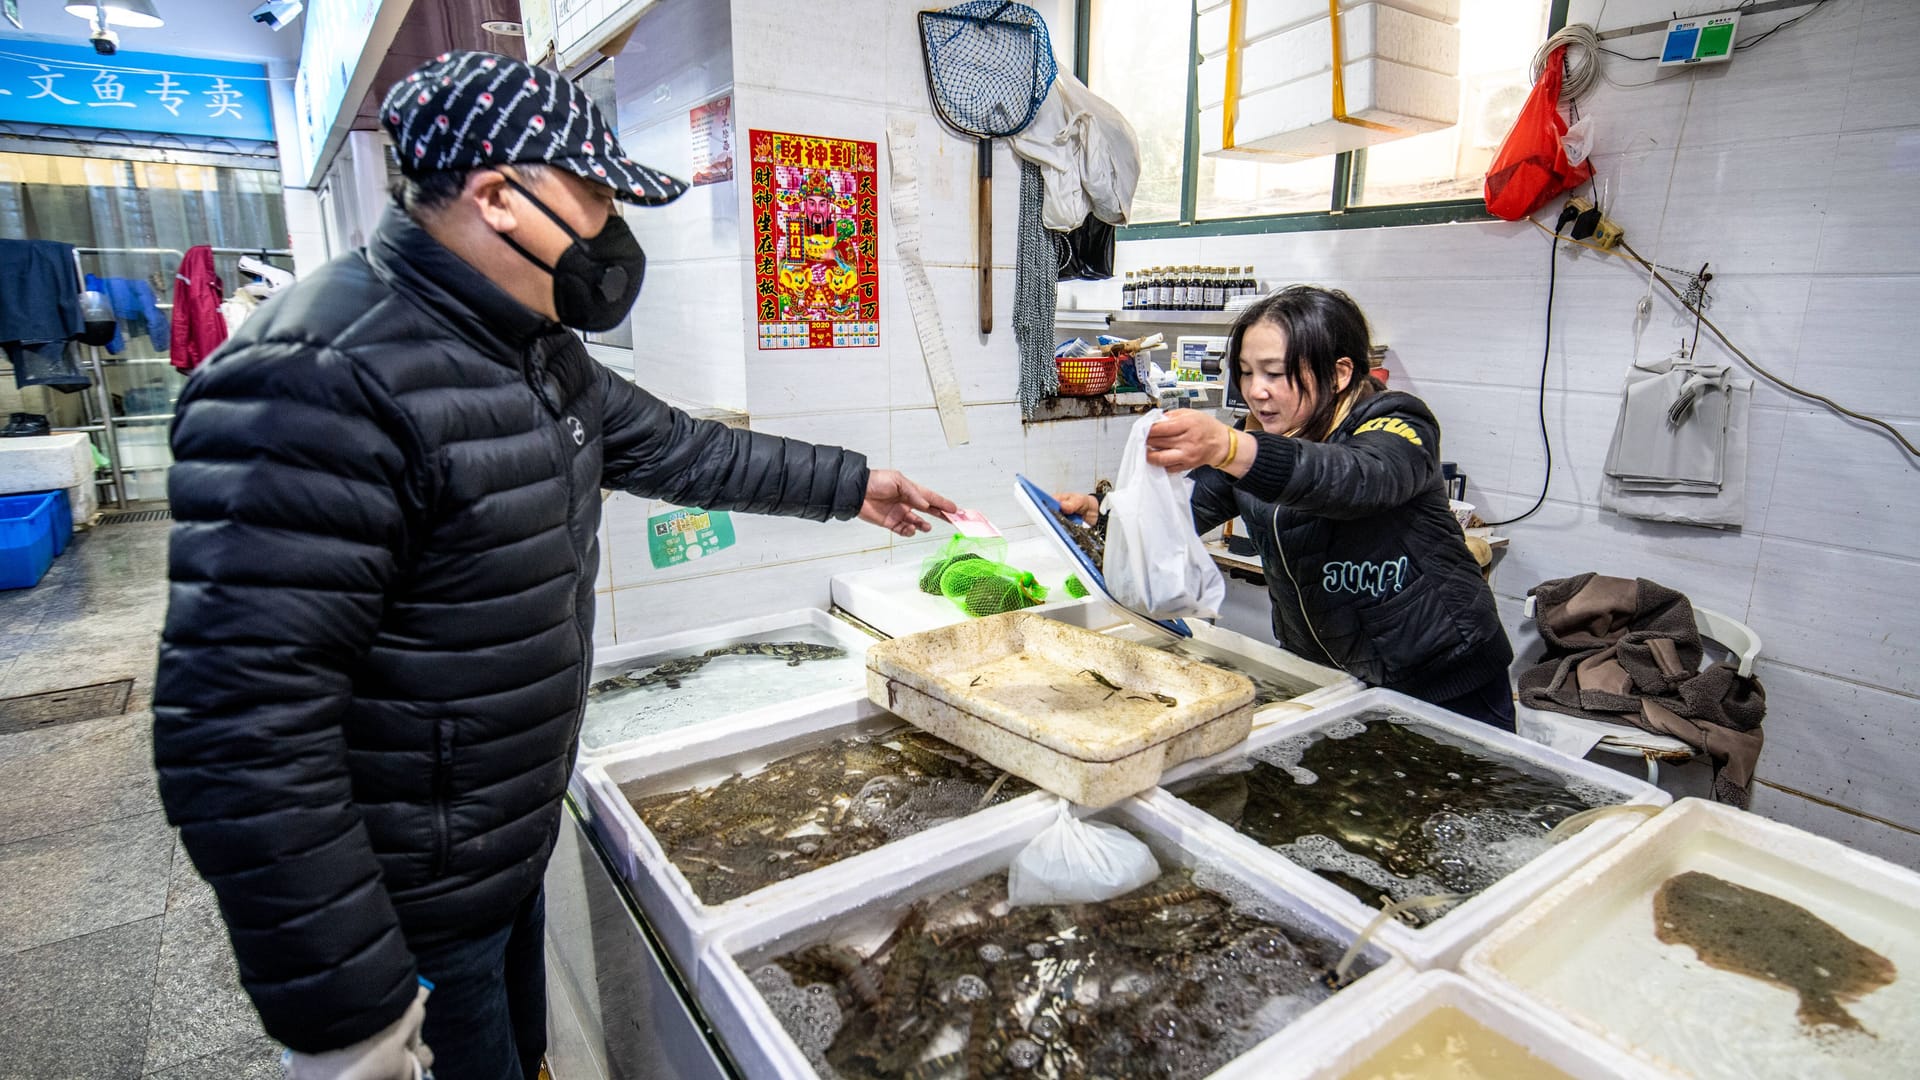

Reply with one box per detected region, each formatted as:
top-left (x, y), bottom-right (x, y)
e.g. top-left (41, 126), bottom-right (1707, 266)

top-left (749, 129), bottom-right (880, 351)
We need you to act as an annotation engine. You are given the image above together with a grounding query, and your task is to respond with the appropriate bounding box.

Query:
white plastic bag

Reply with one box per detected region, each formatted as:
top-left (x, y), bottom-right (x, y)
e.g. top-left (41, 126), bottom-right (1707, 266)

top-left (1102, 409), bottom-right (1227, 619)
top-left (1008, 801), bottom-right (1161, 907)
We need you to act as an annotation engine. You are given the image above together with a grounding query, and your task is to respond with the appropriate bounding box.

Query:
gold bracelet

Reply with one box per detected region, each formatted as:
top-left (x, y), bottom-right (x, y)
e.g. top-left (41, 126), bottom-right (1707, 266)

top-left (1219, 430), bottom-right (1240, 469)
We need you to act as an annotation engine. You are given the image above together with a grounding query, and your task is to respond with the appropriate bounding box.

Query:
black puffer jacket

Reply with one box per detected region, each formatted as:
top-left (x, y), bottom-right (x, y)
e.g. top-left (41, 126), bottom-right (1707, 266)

top-left (1192, 390), bottom-right (1510, 701)
top-left (152, 206), bottom-right (869, 1053)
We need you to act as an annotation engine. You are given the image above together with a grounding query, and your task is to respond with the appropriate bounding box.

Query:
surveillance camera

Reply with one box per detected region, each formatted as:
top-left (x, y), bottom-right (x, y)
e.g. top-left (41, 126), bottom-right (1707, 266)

top-left (90, 26), bottom-right (119, 55)
top-left (250, 1), bottom-right (305, 30)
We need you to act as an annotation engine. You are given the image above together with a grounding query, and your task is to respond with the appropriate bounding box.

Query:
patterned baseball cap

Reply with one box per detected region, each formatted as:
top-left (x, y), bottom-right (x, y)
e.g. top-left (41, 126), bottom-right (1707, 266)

top-left (380, 50), bottom-right (687, 207)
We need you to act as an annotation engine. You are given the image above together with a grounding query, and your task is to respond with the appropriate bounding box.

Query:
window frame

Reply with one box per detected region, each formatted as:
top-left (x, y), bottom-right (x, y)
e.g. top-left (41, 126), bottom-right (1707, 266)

top-left (1075, 0), bottom-right (1572, 239)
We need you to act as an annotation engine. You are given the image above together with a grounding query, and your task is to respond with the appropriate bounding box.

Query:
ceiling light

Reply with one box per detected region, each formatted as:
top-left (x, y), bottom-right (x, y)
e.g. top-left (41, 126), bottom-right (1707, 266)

top-left (482, 21), bottom-right (525, 36)
top-left (64, 1), bottom-right (164, 30)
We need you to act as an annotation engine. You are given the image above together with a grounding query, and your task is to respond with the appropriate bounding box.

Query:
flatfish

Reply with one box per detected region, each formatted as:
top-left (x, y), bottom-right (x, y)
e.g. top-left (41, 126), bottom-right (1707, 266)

top-left (1653, 870), bottom-right (1898, 1033)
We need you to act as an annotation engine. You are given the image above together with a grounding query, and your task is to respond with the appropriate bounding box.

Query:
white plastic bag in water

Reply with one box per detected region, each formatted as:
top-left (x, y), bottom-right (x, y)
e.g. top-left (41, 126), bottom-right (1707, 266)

top-left (1103, 409), bottom-right (1226, 619)
top-left (1007, 801), bottom-right (1161, 907)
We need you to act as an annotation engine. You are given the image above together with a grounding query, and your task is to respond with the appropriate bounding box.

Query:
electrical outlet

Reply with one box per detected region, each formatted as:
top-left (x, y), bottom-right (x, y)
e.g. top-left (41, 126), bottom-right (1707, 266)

top-left (1566, 197), bottom-right (1624, 249)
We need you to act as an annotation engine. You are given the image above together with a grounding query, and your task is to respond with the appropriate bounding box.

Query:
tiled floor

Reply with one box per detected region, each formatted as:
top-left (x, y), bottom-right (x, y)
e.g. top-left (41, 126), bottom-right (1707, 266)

top-left (0, 516), bottom-right (282, 1078)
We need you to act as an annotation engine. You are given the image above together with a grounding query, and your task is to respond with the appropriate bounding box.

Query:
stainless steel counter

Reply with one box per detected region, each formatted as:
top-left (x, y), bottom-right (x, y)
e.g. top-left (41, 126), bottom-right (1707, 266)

top-left (543, 800), bottom-right (738, 1080)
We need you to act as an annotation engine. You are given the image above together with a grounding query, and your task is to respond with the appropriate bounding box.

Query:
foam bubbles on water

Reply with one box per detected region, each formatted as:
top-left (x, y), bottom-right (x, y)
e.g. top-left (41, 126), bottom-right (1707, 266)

top-left (952, 974), bottom-right (989, 1002)
top-left (1005, 1038), bottom-right (1043, 1069)
top-left (751, 963), bottom-right (844, 1076)
top-left (1277, 834), bottom-right (1451, 908)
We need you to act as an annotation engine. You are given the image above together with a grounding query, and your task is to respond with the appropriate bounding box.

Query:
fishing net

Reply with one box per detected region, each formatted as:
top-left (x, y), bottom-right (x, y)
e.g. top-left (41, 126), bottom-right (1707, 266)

top-left (918, 534), bottom-right (1010, 594)
top-left (918, 2), bottom-right (1058, 139)
top-left (1063, 574), bottom-right (1088, 599)
top-left (939, 558), bottom-right (1049, 618)
top-left (1014, 157), bottom-right (1058, 416)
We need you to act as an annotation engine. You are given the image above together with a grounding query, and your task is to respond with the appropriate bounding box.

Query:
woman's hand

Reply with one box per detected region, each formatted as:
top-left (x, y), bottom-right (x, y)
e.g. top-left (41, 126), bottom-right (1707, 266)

top-left (1145, 409), bottom-right (1251, 476)
top-left (1054, 492), bottom-right (1101, 523)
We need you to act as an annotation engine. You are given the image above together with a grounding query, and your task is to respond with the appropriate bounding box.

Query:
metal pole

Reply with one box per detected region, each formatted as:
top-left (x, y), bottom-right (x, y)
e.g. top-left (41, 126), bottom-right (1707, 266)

top-left (89, 343), bottom-right (128, 509)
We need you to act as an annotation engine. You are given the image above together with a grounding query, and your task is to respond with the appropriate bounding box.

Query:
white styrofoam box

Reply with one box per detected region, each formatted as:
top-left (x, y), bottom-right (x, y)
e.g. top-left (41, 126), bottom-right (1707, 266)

top-left (1201, 58), bottom-right (1462, 160)
top-left (1229, 970), bottom-right (1663, 1079)
top-left (697, 794), bottom-right (1413, 1079)
top-left (575, 607), bottom-right (882, 762)
top-left (65, 480), bottom-right (97, 527)
top-left (575, 698), bottom-right (1057, 977)
top-left (1463, 798), bottom-right (1920, 1079)
top-left (1198, 0), bottom-right (1461, 56)
top-left (0, 433), bottom-right (93, 494)
top-left (1104, 619), bottom-right (1365, 725)
top-left (1199, 3), bottom-right (1461, 109)
top-left (1152, 687), bottom-right (1672, 970)
top-left (828, 537), bottom-right (1123, 640)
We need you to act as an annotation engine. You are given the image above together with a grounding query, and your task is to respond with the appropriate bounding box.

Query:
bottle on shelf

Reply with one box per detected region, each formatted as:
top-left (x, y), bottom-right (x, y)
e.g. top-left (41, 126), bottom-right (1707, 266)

top-left (1143, 267), bottom-right (1160, 309)
top-left (1240, 267), bottom-right (1258, 300)
top-left (1181, 266), bottom-right (1199, 311)
top-left (1205, 267), bottom-right (1225, 311)
top-left (1121, 272), bottom-right (1136, 310)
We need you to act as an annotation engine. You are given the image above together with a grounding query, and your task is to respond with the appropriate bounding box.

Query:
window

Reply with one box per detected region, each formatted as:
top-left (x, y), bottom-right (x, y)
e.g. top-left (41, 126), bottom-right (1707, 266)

top-left (1082, 0), bottom-right (1559, 233)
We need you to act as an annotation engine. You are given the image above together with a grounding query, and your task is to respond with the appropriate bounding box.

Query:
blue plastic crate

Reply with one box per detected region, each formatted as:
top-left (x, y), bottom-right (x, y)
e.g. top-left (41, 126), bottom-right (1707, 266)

top-left (33, 489), bottom-right (73, 556)
top-left (0, 492), bottom-right (58, 590)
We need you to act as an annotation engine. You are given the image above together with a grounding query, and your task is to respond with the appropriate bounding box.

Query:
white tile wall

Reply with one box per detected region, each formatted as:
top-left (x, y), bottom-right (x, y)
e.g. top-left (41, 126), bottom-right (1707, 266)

top-left (1750, 783), bottom-right (1920, 872)
top-left (1752, 663), bottom-right (1920, 833)
top-left (585, 0), bottom-right (1122, 651)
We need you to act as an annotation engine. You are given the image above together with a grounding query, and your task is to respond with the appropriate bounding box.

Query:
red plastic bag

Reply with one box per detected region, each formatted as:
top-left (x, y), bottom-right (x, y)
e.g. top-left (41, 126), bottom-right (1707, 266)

top-left (1483, 46), bottom-right (1592, 221)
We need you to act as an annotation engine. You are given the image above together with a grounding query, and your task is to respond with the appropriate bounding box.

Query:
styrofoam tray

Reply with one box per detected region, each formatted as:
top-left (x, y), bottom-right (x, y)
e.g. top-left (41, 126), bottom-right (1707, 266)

top-left (576, 699), bottom-right (1057, 976)
top-left (1463, 798), bottom-right (1920, 1079)
top-left (1225, 970), bottom-right (1662, 1079)
top-left (1152, 687), bottom-right (1671, 970)
top-left (697, 794), bottom-right (1413, 1080)
top-left (869, 613), bottom-right (1255, 807)
top-left (1104, 619), bottom-right (1365, 727)
top-left (575, 607), bottom-right (881, 762)
top-left (828, 535), bottom-right (1121, 639)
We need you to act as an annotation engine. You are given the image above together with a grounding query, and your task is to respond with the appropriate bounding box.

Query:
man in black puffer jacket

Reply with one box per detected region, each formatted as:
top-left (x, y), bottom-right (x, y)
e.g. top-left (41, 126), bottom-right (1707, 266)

top-left (153, 53), bottom-right (952, 1080)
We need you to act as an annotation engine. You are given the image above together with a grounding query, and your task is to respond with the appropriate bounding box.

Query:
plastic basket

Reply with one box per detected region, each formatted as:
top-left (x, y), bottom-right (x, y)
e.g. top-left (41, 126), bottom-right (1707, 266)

top-left (0, 492), bottom-right (58, 590)
top-left (1055, 355), bottom-right (1121, 396)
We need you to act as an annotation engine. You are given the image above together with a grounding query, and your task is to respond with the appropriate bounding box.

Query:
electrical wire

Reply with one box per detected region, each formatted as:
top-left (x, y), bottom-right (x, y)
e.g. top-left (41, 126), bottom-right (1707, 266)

top-left (1532, 23), bottom-right (1605, 99)
top-left (1518, 217), bottom-right (1915, 458)
top-left (1618, 241), bottom-right (1919, 459)
top-left (1483, 231), bottom-right (1563, 528)
top-left (1735, 0), bottom-right (1830, 50)
top-left (1574, 0), bottom-right (1833, 69)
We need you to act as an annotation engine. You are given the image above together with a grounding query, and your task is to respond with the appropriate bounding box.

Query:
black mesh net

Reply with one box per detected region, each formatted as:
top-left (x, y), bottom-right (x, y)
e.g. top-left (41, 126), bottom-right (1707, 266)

top-left (918, 2), bottom-right (1058, 138)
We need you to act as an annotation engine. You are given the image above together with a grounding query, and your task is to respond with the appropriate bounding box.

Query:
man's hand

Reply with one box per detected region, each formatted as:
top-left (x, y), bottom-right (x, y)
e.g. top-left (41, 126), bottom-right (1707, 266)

top-left (1054, 492), bottom-right (1101, 523)
top-left (859, 469), bottom-right (957, 538)
top-left (282, 985), bottom-right (432, 1080)
top-left (1144, 409), bottom-right (1236, 473)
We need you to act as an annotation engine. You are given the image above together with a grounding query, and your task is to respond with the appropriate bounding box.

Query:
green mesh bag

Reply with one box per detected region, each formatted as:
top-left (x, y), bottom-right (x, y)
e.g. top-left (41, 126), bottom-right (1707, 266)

top-left (917, 534), bottom-right (1009, 594)
top-left (939, 558), bottom-right (1049, 618)
top-left (1063, 574), bottom-right (1089, 599)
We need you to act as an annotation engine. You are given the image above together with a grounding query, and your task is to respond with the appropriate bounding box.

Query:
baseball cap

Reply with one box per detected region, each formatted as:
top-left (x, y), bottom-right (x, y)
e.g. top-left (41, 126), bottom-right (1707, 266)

top-left (380, 50), bottom-right (687, 207)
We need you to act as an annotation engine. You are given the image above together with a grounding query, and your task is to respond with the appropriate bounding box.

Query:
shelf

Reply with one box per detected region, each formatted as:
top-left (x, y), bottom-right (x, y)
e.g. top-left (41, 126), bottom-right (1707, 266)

top-left (1110, 309), bottom-right (1239, 327)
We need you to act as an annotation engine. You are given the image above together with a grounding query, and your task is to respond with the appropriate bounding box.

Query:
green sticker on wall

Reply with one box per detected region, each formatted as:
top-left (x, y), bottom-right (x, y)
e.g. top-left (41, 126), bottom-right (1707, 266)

top-left (648, 507), bottom-right (737, 569)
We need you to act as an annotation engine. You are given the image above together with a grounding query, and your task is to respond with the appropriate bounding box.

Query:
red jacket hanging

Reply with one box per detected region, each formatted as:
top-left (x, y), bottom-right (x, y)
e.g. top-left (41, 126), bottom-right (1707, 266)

top-left (170, 245), bottom-right (229, 374)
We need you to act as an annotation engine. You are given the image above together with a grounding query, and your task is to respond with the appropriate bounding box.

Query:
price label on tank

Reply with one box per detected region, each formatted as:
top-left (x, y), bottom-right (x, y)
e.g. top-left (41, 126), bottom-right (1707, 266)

top-left (648, 507), bottom-right (737, 569)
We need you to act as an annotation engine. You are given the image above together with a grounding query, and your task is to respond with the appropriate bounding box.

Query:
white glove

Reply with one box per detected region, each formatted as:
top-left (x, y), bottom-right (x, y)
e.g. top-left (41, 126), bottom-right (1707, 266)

top-left (283, 985), bottom-right (434, 1080)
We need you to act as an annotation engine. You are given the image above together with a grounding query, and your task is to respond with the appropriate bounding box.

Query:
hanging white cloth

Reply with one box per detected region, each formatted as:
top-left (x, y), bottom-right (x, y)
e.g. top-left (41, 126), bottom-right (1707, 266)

top-left (1008, 71), bottom-right (1141, 231)
top-left (1601, 357), bottom-right (1752, 528)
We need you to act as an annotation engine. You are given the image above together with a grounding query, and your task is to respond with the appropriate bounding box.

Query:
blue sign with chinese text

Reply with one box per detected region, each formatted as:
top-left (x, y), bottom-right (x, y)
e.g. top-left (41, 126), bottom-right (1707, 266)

top-left (0, 37), bottom-right (274, 142)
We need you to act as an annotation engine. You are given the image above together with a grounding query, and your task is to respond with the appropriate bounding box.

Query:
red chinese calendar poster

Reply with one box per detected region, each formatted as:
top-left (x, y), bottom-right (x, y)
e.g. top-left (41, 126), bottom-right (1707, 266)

top-left (749, 129), bottom-right (879, 350)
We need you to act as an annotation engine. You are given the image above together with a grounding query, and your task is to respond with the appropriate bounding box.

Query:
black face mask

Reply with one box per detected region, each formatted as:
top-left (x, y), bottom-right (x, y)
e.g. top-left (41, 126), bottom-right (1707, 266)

top-left (498, 177), bottom-right (646, 332)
